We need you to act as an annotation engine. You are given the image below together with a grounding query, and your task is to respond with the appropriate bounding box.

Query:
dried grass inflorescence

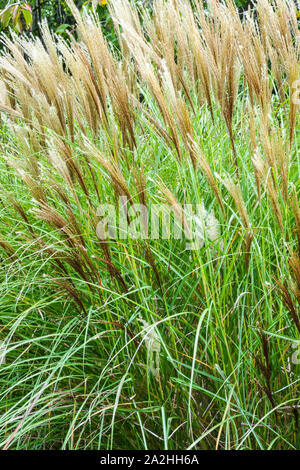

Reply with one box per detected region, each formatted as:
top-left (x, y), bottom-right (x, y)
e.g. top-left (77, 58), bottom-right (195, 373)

top-left (0, 0), bottom-right (299, 331)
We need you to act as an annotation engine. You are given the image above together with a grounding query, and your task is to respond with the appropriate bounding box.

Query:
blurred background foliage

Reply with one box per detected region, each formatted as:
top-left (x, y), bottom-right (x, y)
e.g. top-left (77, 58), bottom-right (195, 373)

top-left (0, 1), bottom-right (112, 38)
top-left (0, 1), bottom-right (254, 41)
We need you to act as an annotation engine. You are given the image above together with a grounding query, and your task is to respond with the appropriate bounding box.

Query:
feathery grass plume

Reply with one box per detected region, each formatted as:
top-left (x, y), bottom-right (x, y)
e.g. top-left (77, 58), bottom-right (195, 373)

top-left (134, 56), bottom-right (183, 160)
top-left (34, 237), bottom-right (91, 283)
top-left (6, 122), bottom-right (33, 161)
top-left (34, 203), bottom-right (78, 241)
top-left (47, 143), bottom-right (80, 206)
top-left (2, 30), bottom-right (73, 139)
top-left (252, 148), bottom-right (262, 203)
top-left (67, 0), bottom-right (137, 149)
top-left (216, 172), bottom-right (253, 269)
top-left (41, 26), bottom-right (75, 142)
top-left (78, 144), bottom-right (129, 290)
top-left (189, 138), bottom-right (225, 216)
top-left (138, 315), bottom-right (161, 381)
top-left (0, 103), bottom-right (22, 120)
top-left (157, 180), bottom-right (192, 241)
top-left (146, 0), bottom-right (214, 119)
top-left (110, 0), bottom-right (183, 160)
top-left (0, 80), bottom-right (9, 107)
top-left (34, 202), bottom-right (98, 282)
top-left (83, 138), bottom-right (132, 203)
top-left (0, 238), bottom-right (15, 257)
top-left (249, 109), bottom-right (290, 204)
top-left (259, 120), bottom-right (278, 176)
top-left (159, 58), bottom-right (196, 167)
top-left (0, 1), bottom-right (136, 150)
top-left (192, 201), bottom-right (223, 251)
top-left (6, 158), bottom-right (47, 204)
top-left (0, 48), bottom-right (64, 144)
top-left (138, 0), bottom-right (195, 112)
top-left (257, 0), bottom-right (300, 147)
top-left (216, 173), bottom-right (250, 231)
top-left (195, 0), bottom-right (241, 169)
top-left (184, 5), bottom-right (214, 116)
top-left (234, 4), bottom-right (271, 123)
top-left (51, 136), bottom-right (91, 199)
top-left (258, 117), bottom-right (291, 204)
top-left (248, 105), bottom-right (258, 153)
top-left (51, 277), bottom-right (87, 315)
top-left (57, 35), bottom-right (109, 137)
top-left (252, 148), bottom-right (284, 233)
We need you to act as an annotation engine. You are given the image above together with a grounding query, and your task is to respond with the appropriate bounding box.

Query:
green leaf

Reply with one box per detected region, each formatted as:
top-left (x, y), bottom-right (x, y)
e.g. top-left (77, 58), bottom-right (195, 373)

top-left (21, 6), bottom-right (33, 29)
top-left (0, 8), bottom-right (12, 28)
top-left (55, 24), bottom-right (70, 34)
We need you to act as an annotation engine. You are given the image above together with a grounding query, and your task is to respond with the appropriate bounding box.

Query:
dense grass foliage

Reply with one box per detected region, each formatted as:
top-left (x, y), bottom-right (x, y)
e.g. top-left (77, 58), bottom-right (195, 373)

top-left (0, 0), bottom-right (299, 450)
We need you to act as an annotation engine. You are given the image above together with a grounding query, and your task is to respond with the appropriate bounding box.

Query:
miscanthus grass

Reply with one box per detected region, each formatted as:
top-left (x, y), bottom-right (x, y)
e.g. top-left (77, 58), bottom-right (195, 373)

top-left (0, 0), bottom-right (299, 450)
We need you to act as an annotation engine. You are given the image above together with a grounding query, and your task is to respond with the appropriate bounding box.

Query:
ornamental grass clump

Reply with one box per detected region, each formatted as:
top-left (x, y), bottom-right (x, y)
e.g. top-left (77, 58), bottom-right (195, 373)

top-left (0, 0), bottom-right (299, 451)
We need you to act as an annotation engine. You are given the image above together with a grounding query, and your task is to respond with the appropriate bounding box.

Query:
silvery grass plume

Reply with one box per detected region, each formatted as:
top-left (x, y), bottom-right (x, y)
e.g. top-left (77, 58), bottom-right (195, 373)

top-left (0, 341), bottom-right (6, 366)
top-left (138, 316), bottom-right (161, 381)
top-left (189, 202), bottom-right (223, 251)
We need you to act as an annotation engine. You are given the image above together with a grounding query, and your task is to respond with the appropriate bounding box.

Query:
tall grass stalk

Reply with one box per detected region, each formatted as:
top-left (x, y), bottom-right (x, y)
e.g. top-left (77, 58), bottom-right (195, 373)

top-left (0, 0), bottom-right (299, 450)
